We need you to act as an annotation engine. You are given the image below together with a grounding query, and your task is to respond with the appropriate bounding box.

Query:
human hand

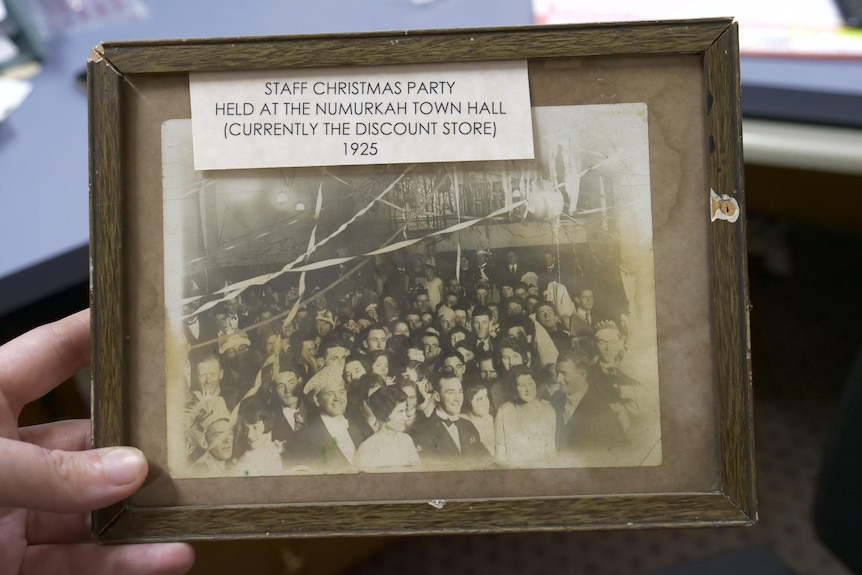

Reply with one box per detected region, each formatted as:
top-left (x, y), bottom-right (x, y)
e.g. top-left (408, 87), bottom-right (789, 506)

top-left (0, 309), bottom-right (195, 574)
top-left (402, 366), bottom-right (418, 383)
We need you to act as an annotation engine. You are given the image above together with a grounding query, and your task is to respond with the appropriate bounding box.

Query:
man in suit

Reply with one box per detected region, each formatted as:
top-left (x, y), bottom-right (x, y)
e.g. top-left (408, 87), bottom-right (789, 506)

top-left (298, 365), bottom-right (373, 470)
top-left (501, 250), bottom-right (528, 289)
top-left (587, 320), bottom-right (643, 433)
top-left (553, 350), bottom-right (625, 452)
top-left (573, 287), bottom-right (597, 328)
top-left (471, 306), bottom-right (496, 354)
top-left (270, 365), bottom-right (307, 463)
top-left (413, 374), bottom-right (490, 464)
top-left (223, 298), bottom-right (242, 333)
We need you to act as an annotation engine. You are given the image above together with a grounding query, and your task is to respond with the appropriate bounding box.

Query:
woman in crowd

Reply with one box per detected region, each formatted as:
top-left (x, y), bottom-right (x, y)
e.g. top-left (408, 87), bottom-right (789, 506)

top-left (497, 336), bottom-right (528, 375)
top-left (461, 383), bottom-right (496, 456)
top-left (233, 394), bottom-right (283, 475)
top-left (494, 365), bottom-right (557, 466)
top-left (398, 378), bottom-right (424, 431)
top-left (355, 385), bottom-right (421, 470)
top-left (367, 349), bottom-right (394, 385)
top-left (490, 336), bottom-right (529, 407)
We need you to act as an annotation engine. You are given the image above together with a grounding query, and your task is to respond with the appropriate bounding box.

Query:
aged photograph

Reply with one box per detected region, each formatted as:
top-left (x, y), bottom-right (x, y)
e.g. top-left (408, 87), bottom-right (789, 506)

top-left (162, 103), bottom-right (662, 479)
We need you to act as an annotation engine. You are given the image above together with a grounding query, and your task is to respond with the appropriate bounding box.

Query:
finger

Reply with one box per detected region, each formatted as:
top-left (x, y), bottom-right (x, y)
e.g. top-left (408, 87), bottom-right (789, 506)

top-left (0, 309), bottom-right (90, 415)
top-left (26, 510), bottom-right (90, 545)
top-left (18, 419), bottom-right (90, 452)
top-left (22, 542), bottom-right (195, 575)
top-left (0, 440), bottom-right (146, 512)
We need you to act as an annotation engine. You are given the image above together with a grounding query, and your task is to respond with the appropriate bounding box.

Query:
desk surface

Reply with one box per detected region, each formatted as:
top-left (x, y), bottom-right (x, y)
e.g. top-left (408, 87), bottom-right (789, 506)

top-left (1, 0), bottom-right (861, 316)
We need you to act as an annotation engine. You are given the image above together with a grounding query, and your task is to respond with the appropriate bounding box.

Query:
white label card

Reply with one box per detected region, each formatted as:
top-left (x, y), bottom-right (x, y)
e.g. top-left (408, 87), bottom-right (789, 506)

top-left (189, 61), bottom-right (534, 170)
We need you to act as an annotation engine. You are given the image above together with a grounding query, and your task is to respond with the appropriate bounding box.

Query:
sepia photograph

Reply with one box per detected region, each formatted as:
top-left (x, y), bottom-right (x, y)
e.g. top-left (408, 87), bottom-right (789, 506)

top-left (90, 22), bottom-right (754, 540)
top-left (162, 103), bottom-right (662, 479)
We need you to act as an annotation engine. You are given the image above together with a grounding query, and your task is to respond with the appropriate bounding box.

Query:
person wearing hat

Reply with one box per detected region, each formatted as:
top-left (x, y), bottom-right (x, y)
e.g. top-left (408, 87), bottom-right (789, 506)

top-left (218, 332), bottom-right (252, 356)
top-left (297, 363), bottom-right (373, 469)
top-left (499, 278), bottom-right (515, 302)
top-left (186, 392), bottom-right (235, 475)
top-left (436, 306), bottom-right (457, 337)
top-left (363, 301), bottom-right (380, 324)
top-left (315, 309), bottom-right (336, 339)
top-left (217, 332), bottom-right (255, 411)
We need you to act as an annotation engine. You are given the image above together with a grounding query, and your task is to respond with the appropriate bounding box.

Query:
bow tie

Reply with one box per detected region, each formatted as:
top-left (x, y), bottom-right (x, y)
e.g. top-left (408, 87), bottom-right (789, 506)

top-left (441, 417), bottom-right (458, 428)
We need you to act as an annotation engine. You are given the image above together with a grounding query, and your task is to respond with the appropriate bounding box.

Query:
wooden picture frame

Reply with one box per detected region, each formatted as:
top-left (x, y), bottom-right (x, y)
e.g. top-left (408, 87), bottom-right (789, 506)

top-left (89, 19), bottom-right (754, 542)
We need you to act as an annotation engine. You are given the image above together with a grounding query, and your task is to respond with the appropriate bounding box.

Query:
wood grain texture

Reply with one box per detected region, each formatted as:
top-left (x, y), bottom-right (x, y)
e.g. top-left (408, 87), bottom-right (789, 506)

top-left (96, 20), bottom-right (732, 73)
top-left (88, 57), bottom-right (129, 535)
top-left (88, 20), bottom-right (755, 540)
top-left (101, 492), bottom-right (749, 543)
top-left (703, 23), bottom-right (757, 521)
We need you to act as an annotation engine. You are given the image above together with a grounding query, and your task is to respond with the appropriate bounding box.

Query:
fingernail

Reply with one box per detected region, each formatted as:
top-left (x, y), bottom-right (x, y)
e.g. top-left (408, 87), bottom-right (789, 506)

top-left (101, 447), bottom-right (146, 486)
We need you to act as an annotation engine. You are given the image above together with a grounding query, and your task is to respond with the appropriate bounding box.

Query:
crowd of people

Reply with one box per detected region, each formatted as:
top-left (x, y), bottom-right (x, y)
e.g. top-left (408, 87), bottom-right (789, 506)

top-left (177, 245), bottom-right (650, 476)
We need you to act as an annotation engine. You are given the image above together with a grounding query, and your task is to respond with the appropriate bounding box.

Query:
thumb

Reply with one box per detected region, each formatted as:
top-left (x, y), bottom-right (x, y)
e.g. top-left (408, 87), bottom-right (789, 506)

top-left (0, 439), bottom-right (147, 512)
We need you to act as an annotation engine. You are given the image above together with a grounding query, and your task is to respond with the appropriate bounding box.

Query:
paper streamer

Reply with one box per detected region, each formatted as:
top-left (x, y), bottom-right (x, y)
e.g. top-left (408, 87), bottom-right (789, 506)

top-left (184, 179), bottom-right (525, 318)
